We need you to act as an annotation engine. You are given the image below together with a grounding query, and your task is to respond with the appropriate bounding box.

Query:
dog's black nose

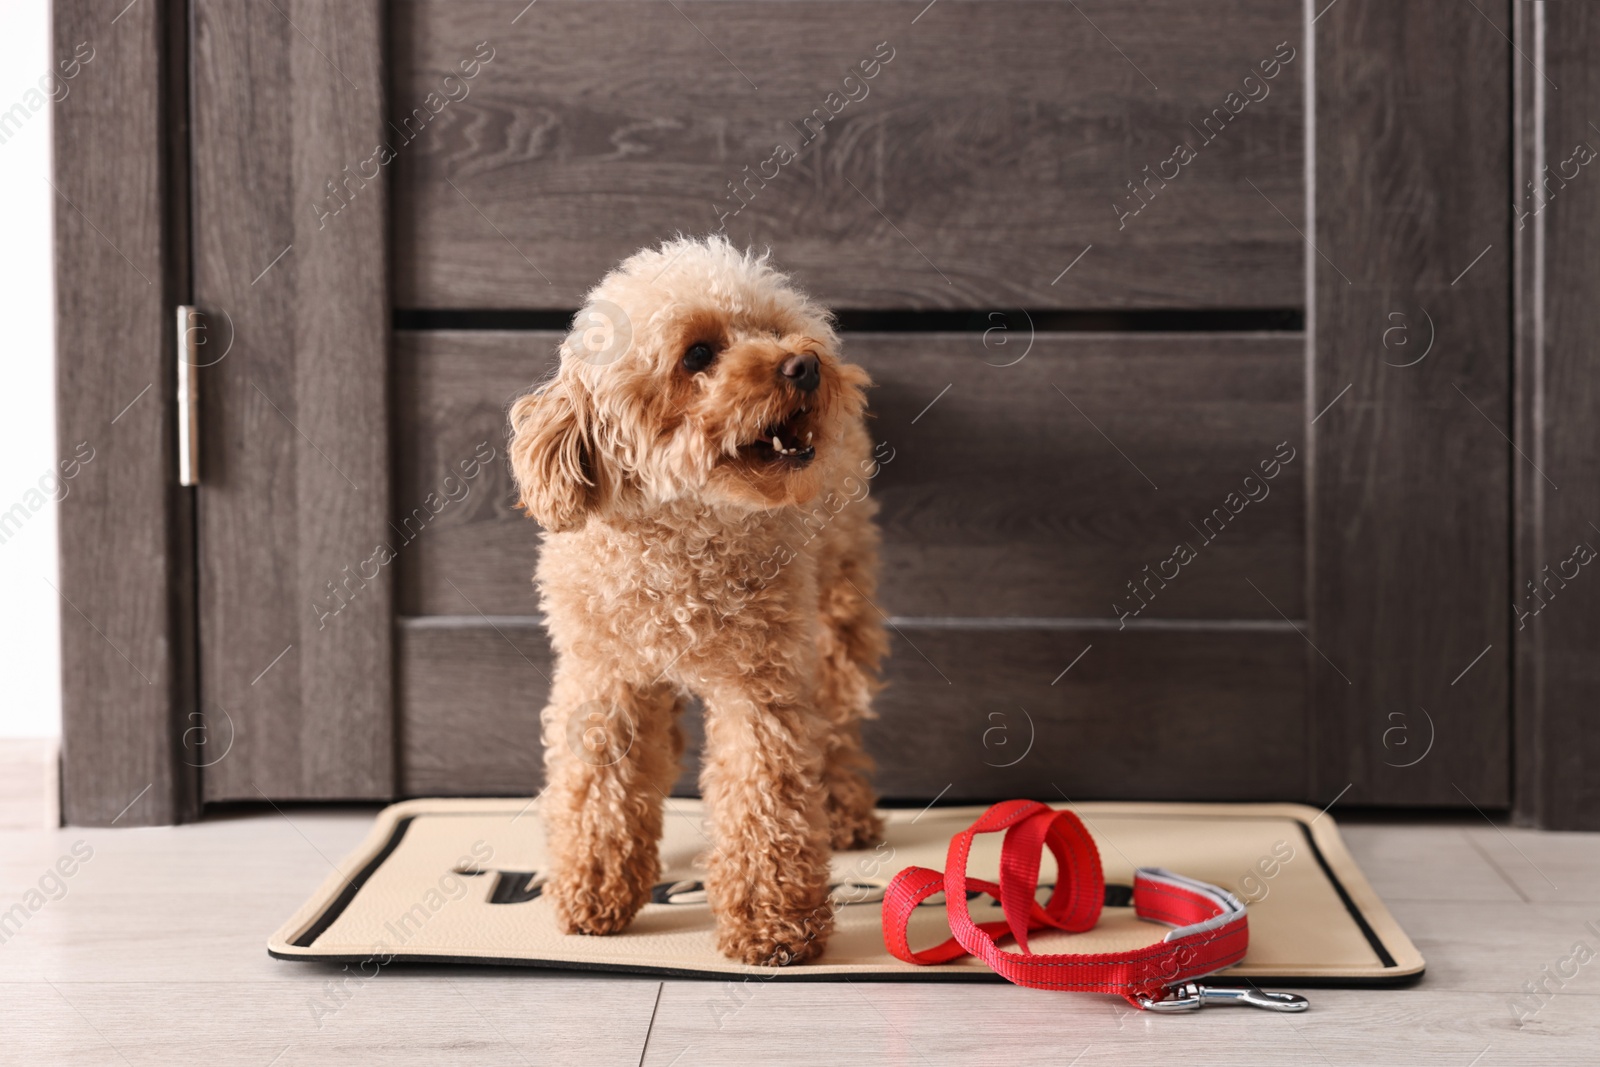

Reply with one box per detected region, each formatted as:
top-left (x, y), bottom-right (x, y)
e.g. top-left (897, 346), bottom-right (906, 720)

top-left (780, 352), bottom-right (820, 393)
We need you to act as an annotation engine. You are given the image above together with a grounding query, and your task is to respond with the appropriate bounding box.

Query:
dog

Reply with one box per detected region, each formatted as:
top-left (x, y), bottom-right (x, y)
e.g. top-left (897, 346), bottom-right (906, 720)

top-left (508, 236), bottom-right (888, 966)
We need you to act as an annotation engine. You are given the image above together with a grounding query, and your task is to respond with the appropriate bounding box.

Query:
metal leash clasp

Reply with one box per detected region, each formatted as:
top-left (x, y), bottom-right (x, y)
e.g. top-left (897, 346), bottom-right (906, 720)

top-left (1137, 982), bottom-right (1310, 1013)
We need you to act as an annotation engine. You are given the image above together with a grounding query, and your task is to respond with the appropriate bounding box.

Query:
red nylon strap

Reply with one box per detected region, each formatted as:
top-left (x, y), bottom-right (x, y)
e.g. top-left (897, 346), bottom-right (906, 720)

top-left (882, 800), bottom-right (1250, 1006)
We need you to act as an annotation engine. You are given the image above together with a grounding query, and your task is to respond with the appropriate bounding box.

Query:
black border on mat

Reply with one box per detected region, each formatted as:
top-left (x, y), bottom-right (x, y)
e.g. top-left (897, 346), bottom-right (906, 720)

top-left (291, 816), bottom-right (417, 947)
top-left (1293, 819), bottom-right (1397, 967)
top-left (264, 949), bottom-right (1424, 988)
top-left (274, 810), bottom-right (1421, 985)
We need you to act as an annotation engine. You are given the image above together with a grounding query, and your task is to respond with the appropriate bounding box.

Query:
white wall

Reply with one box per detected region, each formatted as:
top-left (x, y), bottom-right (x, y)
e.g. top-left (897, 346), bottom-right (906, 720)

top-left (0, 1), bottom-right (62, 738)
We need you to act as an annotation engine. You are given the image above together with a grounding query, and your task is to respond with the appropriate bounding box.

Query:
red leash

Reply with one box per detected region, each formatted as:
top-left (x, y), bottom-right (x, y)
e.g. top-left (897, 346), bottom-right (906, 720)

top-left (882, 800), bottom-right (1305, 1011)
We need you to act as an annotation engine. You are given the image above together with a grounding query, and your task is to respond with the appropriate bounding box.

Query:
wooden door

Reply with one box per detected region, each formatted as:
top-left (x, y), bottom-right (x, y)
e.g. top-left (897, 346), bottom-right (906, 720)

top-left (147, 1), bottom-right (1516, 814)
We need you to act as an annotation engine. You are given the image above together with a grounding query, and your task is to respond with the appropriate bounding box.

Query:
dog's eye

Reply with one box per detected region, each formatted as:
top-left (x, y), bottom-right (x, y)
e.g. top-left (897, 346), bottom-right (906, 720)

top-left (682, 342), bottom-right (717, 373)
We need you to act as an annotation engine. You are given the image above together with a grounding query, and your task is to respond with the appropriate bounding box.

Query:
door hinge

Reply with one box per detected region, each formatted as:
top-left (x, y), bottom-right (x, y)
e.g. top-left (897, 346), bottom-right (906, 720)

top-left (176, 305), bottom-right (201, 486)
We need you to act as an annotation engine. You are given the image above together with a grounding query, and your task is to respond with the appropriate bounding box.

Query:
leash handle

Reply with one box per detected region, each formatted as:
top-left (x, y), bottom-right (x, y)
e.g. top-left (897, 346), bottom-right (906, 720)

top-left (881, 800), bottom-right (1251, 1007)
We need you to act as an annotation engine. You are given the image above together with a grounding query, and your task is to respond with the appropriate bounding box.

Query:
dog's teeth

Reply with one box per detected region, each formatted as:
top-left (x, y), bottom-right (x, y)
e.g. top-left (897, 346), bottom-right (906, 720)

top-left (773, 435), bottom-right (784, 452)
top-left (806, 432), bottom-right (813, 443)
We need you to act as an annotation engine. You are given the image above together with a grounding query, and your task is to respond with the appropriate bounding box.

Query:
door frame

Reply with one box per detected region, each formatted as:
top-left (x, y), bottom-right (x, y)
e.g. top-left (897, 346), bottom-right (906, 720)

top-left (53, 0), bottom-right (196, 826)
top-left (1512, 2), bottom-right (1600, 831)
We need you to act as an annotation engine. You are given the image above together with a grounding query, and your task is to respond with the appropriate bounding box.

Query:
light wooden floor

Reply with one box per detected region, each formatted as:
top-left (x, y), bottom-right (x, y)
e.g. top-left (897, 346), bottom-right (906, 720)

top-left (2, 805), bottom-right (1597, 1066)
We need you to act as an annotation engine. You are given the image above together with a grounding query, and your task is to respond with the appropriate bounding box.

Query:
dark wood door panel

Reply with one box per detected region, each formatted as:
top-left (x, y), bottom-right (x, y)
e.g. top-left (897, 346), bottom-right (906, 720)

top-left (1311, 2), bottom-right (1510, 808)
top-left (868, 625), bottom-right (1307, 800)
top-left (398, 619), bottom-right (1307, 800)
top-left (398, 620), bottom-right (551, 796)
top-left (857, 333), bottom-right (1306, 620)
top-left (391, 0), bottom-right (1304, 310)
top-left (395, 330), bottom-right (1305, 622)
top-left (192, 0), bottom-right (395, 801)
top-left (392, 331), bottom-right (551, 620)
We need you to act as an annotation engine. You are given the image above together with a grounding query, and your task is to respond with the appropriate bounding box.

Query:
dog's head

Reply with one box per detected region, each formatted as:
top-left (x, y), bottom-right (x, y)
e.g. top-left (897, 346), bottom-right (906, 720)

top-left (509, 236), bottom-right (869, 531)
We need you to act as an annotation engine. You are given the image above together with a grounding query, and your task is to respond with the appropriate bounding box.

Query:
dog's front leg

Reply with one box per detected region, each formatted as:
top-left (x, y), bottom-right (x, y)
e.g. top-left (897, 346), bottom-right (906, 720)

top-left (700, 685), bottom-right (833, 966)
top-left (539, 669), bottom-right (681, 936)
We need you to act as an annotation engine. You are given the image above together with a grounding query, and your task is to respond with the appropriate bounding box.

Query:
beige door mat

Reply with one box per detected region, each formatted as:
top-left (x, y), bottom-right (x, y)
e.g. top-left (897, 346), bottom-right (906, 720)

top-left (269, 798), bottom-right (1423, 984)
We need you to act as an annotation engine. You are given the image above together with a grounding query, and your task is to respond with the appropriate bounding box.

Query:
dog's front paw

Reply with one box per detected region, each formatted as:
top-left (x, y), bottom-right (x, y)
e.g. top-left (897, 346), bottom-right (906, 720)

top-left (547, 870), bottom-right (650, 937)
top-left (716, 909), bottom-right (832, 967)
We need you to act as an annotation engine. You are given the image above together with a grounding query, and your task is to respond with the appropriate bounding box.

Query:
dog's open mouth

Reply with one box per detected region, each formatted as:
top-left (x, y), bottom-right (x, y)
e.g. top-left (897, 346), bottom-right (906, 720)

top-left (741, 408), bottom-right (815, 468)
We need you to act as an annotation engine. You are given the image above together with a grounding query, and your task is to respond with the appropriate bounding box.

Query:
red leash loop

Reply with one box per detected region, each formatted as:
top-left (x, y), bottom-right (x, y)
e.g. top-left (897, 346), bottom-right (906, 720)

top-left (882, 800), bottom-right (1250, 1007)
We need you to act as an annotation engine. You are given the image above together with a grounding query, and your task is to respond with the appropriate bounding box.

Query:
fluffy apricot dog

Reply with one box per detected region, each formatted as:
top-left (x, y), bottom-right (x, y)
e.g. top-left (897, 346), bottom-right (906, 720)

top-left (508, 236), bottom-right (887, 966)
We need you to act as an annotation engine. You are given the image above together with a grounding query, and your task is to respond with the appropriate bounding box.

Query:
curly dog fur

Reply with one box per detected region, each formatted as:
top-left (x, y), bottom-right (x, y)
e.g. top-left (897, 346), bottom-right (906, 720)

top-left (508, 236), bottom-right (887, 966)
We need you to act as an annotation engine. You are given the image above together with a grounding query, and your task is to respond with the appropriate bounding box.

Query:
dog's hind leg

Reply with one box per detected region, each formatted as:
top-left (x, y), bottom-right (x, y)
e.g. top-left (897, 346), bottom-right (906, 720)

top-left (813, 487), bottom-right (888, 851)
top-left (699, 680), bottom-right (834, 967)
top-left (538, 666), bottom-right (681, 936)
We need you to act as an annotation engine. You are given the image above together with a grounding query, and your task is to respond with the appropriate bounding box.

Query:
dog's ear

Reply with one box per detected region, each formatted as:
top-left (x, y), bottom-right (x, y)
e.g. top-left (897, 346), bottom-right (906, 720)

top-left (509, 381), bottom-right (605, 532)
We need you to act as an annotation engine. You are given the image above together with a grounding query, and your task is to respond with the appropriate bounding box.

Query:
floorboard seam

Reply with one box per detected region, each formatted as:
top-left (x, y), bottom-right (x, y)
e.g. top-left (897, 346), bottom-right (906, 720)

top-left (637, 981), bottom-right (665, 1067)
